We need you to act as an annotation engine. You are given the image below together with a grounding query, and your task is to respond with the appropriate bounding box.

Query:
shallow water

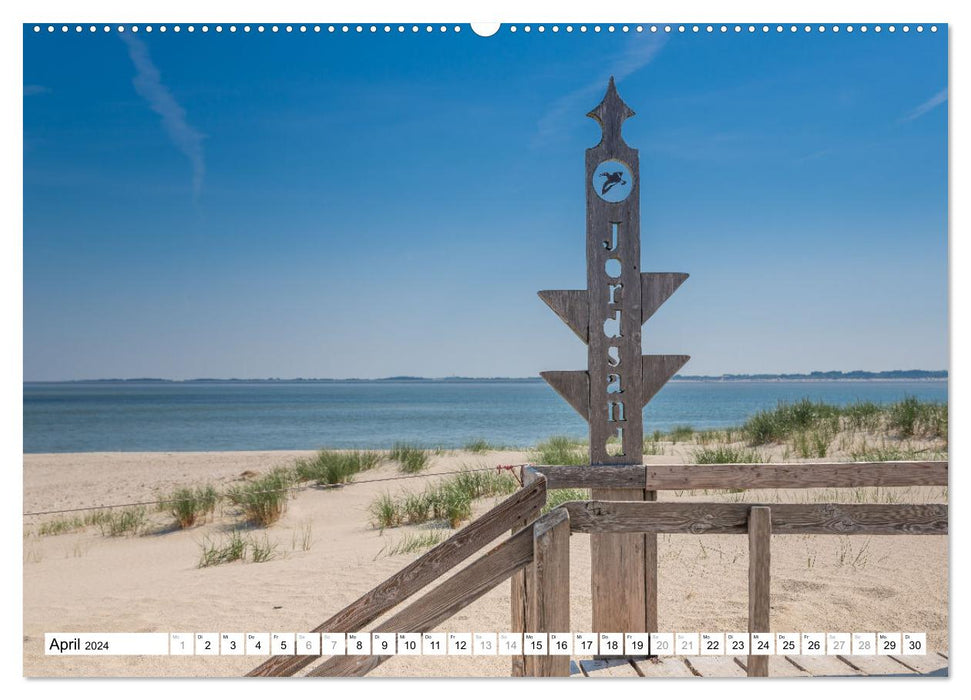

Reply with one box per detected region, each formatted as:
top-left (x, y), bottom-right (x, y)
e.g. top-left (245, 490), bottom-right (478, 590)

top-left (23, 379), bottom-right (947, 453)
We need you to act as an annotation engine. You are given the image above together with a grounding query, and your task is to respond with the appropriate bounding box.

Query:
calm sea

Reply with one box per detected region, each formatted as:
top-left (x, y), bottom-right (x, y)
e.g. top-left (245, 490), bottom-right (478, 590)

top-left (22, 380), bottom-right (947, 454)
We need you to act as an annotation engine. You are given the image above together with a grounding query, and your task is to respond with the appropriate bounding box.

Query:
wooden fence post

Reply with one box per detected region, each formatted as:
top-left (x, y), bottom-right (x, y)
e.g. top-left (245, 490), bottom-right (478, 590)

top-left (747, 506), bottom-right (771, 677)
top-left (512, 468), bottom-right (545, 676)
top-left (528, 508), bottom-right (571, 677)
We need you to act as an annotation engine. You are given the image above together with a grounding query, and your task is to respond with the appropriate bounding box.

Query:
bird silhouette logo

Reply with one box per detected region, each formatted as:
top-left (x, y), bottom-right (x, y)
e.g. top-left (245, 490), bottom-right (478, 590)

top-left (599, 170), bottom-right (627, 195)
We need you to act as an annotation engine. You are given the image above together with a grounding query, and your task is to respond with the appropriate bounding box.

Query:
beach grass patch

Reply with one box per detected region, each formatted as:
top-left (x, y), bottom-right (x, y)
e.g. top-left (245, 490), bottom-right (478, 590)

top-left (369, 467), bottom-right (519, 530)
top-left (198, 530), bottom-right (279, 567)
top-left (668, 425), bottom-right (695, 443)
top-left (692, 447), bottom-right (763, 464)
top-left (887, 396), bottom-right (947, 440)
top-left (199, 530), bottom-right (247, 567)
top-left (165, 485), bottom-right (219, 529)
top-left (295, 450), bottom-right (382, 485)
top-left (370, 492), bottom-right (403, 529)
top-left (249, 534), bottom-right (278, 563)
top-left (98, 506), bottom-right (148, 537)
top-left (386, 530), bottom-right (448, 556)
top-left (532, 436), bottom-right (587, 466)
top-left (37, 510), bottom-right (111, 538)
top-left (292, 521), bottom-right (313, 552)
top-left (390, 443), bottom-right (431, 473)
top-left (463, 438), bottom-right (494, 453)
top-left (743, 399), bottom-right (840, 445)
top-left (843, 400), bottom-right (883, 431)
top-left (226, 468), bottom-right (294, 527)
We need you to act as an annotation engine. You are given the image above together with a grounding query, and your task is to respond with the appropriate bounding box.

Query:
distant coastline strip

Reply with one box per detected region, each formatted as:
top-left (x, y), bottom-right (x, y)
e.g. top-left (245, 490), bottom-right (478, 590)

top-left (22, 370), bottom-right (949, 384)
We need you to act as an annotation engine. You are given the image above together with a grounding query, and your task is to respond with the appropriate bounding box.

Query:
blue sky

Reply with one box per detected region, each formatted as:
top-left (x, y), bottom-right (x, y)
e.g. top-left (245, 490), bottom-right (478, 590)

top-left (23, 26), bottom-right (947, 380)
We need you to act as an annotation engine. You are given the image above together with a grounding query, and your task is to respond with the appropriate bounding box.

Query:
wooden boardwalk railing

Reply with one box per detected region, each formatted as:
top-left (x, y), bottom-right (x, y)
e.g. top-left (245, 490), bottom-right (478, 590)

top-left (247, 473), bottom-right (547, 677)
top-left (556, 499), bottom-right (947, 677)
top-left (530, 460), bottom-right (948, 490)
top-left (247, 460), bottom-right (946, 678)
top-left (562, 501), bottom-right (948, 535)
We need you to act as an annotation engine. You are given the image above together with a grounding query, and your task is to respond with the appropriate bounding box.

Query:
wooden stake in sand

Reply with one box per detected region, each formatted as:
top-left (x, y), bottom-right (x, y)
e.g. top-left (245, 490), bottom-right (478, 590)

top-left (539, 77), bottom-right (689, 639)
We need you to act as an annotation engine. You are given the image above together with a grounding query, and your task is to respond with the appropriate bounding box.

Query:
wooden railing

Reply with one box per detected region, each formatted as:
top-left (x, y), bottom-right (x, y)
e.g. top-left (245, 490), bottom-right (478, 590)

top-left (247, 473), bottom-right (547, 677)
top-left (555, 499), bottom-right (947, 677)
top-left (530, 460), bottom-right (948, 490)
top-left (248, 460), bottom-right (946, 678)
top-left (523, 460), bottom-right (947, 678)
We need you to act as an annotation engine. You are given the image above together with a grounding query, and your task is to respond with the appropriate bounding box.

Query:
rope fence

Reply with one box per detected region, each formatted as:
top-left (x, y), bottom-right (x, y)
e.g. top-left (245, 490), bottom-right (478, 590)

top-left (22, 463), bottom-right (530, 518)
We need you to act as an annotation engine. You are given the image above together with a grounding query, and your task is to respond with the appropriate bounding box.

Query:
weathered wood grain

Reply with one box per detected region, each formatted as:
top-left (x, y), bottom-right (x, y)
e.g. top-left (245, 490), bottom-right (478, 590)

top-left (530, 461), bottom-right (948, 490)
top-left (838, 655), bottom-right (920, 676)
top-left (564, 501), bottom-right (948, 535)
top-left (531, 464), bottom-right (645, 489)
top-left (308, 525), bottom-right (535, 677)
top-left (527, 508), bottom-right (571, 677)
top-left (538, 289), bottom-right (589, 343)
top-left (247, 475), bottom-right (546, 677)
top-left (641, 272), bottom-right (689, 324)
top-left (591, 488), bottom-right (647, 638)
top-left (644, 489), bottom-right (658, 634)
top-left (646, 461), bottom-right (948, 490)
top-left (629, 656), bottom-right (695, 677)
top-left (509, 465), bottom-right (549, 678)
top-left (736, 655), bottom-right (810, 677)
top-left (540, 370), bottom-right (590, 422)
top-left (640, 355), bottom-right (690, 408)
top-left (578, 658), bottom-right (641, 677)
top-left (788, 655), bottom-right (864, 676)
top-left (538, 78), bottom-right (690, 637)
top-left (511, 468), bottom-right (544, 677)
top-left (685, 656), bottom-right (748, 677)
top-left (747, 506), bottom-right (771, 677)
top-left (888, 654), bottom-right (949, 675)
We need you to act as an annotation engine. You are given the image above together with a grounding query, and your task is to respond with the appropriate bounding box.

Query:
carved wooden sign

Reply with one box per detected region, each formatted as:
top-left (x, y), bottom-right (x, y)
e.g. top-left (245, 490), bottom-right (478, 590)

top-left (539, 77), bottom-right (689, 635)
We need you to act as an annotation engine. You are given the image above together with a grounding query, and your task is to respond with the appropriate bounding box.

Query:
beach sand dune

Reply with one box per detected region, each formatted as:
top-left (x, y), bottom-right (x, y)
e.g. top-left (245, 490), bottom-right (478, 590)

top-left (23, 450), bottom-right (948, 677)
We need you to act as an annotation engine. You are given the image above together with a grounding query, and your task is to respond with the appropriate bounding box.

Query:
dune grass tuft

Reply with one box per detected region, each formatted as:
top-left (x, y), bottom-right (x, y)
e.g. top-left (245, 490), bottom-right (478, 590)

top-left (531, 436), bottom-right (587, 466)
top-left (390, 443), bottom-right (431, 474)
top-left (226, 468), bottom-right (294, 527)
top-left (385, 530), bottom-right (449, 556)
top-left (37, 510), bottom-right (110, 537)
top-left (199, 530), bottom-right (247, 567)
top-left (165, 485), bottom-right (219, 529)
top-left (198, 530), bottom-right (277, 567)
top-left (667, 425), bottom-right (695, 443)
top-left (369, 467), bottom-right (519, 530)
top-left (370, 492), bottom-right (402, 530)
top-left (295, 450), bottom-right (382, 485)
top-left (693, 446), bottom-right (764, 464)
top-left (463, 438), bottom-right (494, 453)
top-left (98, 506), bottom-right (149, 537)
top-left (887, 396), bottom-right (947, 440)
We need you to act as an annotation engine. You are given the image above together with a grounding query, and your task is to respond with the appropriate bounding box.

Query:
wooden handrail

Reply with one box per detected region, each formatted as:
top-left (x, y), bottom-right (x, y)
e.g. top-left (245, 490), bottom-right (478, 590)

top-left (247, 473), bottom-right (547, 677)
top-left (308, 515), bottom-right (547, 677)
top-left (563, 501), bottom-right (948, 535)
top-left (530, 460), bottom-right (947, 491)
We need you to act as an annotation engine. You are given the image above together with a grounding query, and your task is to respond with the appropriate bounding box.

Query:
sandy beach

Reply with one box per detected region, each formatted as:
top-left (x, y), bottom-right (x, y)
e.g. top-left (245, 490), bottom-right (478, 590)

top-left (23, 446), bottom-right (948, 677)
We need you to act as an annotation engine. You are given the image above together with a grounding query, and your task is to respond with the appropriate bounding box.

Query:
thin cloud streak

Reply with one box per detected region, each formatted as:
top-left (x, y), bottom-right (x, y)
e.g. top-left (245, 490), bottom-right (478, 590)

top-left (533, 35), bottom-right (667, 148)
top-left (900, 88), bottom-right (947, 123)
top-left (24, 84), bottom-right (51, 96)
top-left (119, 32), bottom-right (205, 197)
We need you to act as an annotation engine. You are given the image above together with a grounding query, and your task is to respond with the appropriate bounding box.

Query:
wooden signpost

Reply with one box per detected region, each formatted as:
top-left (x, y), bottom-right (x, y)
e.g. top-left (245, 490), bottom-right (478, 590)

top-left (539, 77), bottom-right (689, 638)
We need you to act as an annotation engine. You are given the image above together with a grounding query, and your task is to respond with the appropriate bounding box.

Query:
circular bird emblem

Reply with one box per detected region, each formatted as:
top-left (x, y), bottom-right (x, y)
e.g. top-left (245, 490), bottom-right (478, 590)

top-left (592, 159), bottom-right (634, 203)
